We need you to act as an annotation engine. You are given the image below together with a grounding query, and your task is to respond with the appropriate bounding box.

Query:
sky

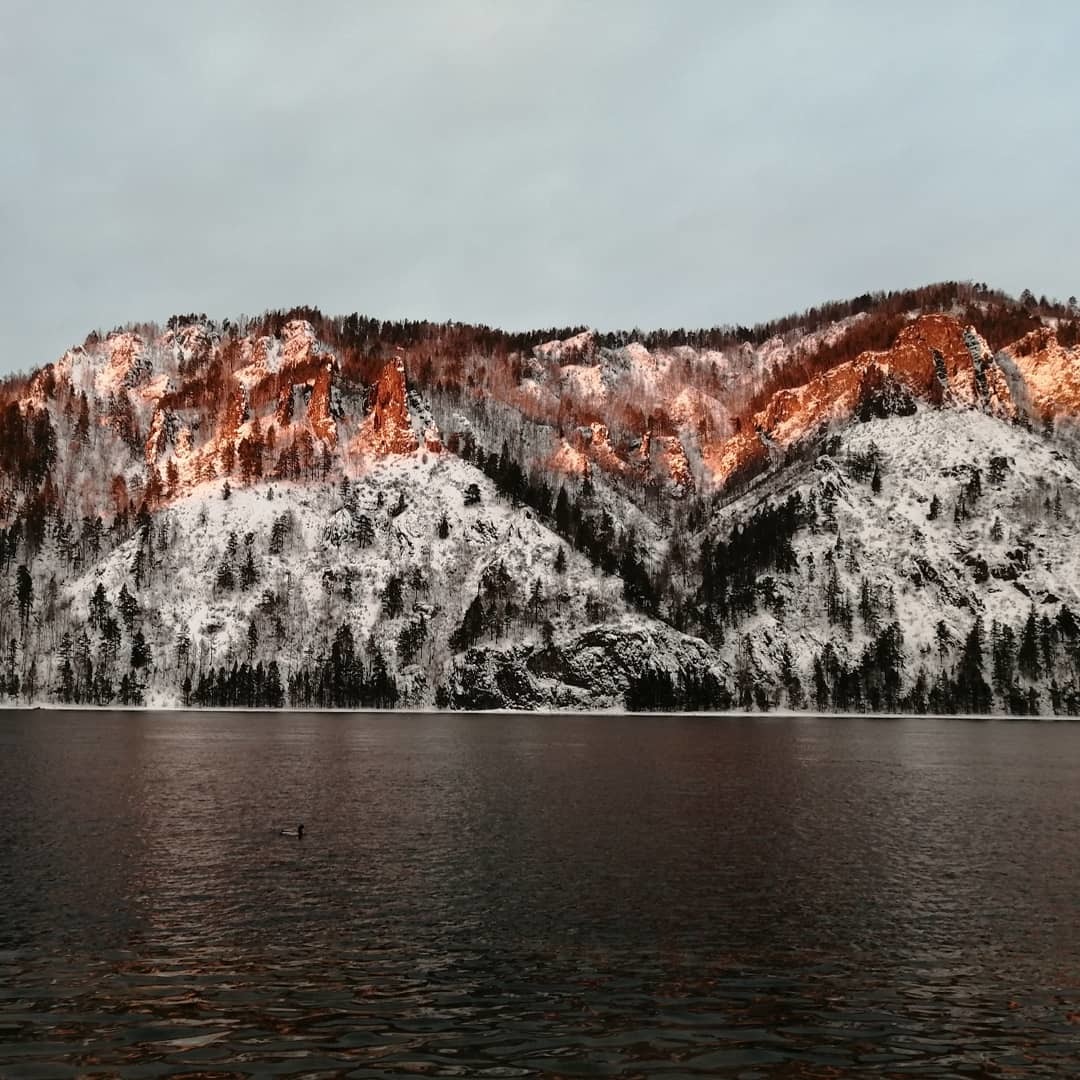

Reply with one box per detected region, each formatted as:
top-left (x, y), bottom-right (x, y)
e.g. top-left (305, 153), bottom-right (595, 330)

top-left (2, 0), bottom-right (1078, 372)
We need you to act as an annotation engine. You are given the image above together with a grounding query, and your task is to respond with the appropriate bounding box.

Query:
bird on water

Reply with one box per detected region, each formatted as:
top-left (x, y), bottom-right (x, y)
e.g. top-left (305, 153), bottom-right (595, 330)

top-left (280, 823), bottom-right (305, 838)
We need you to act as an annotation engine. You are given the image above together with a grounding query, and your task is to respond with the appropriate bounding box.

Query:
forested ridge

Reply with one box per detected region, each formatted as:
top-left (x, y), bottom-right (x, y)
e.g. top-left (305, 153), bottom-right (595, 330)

top-left (1, 281), bottom-right (1079, 713)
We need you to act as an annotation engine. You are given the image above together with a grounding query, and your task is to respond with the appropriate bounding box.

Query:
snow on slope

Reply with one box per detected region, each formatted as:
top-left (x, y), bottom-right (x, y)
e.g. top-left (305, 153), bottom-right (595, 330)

top-left (10, 295), bottom-right (1080, 712)
top-left (60, 450), bottom-right (669, 707)
top-left (535, 329), bottom-right (596, 362)
top-left (710, 406), bottom-right (1080, 687)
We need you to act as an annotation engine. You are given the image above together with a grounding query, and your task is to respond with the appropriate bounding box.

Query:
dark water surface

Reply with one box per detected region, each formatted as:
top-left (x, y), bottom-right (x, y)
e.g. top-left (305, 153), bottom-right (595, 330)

top-left (1, 712), bottom-right (1079, 1078)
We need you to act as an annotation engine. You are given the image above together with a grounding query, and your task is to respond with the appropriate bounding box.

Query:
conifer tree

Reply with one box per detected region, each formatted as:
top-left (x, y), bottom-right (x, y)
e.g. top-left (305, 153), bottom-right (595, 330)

top-left (1018, 607), bottom-right (1041, 680)
top-left (89, 583), bottom-right (110, 629)
top-left (957, 615), bottom-right (992, 713)
top-left (15, 565), bottom-right (32, 628)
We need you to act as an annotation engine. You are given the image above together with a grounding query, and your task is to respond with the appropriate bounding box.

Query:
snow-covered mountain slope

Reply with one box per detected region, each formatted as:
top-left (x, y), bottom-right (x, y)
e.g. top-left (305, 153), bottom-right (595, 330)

top-left (46, 450), bottom-right (720, 709)
top-left (2, 282), bottom-right (1080, 712)
top-left (690, 407), bottom-right (1080, 711)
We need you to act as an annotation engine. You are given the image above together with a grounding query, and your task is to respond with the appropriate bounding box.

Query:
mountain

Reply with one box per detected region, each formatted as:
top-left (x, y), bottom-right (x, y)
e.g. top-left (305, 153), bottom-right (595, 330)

top-left (2, 281), bottom-right (1080, 714)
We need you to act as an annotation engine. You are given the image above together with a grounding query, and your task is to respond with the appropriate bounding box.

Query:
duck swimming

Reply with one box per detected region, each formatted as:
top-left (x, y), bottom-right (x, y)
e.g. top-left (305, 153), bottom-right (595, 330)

top-left (280, 823), bottom-right (305, 838)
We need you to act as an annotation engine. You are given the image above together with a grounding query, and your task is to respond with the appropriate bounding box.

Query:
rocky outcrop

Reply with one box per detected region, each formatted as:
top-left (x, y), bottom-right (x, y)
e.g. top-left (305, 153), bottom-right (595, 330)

top-left (351, 359), bottom-right (419, 458)
top-left (102, 331), bottom-right (153, 393)
top-left (534, 329), bottom-right (596, 363)
top-left (547, 438), bottom-right (589, 476)
top-left (164, 323), bottom-right (214, 370)
top-left (145, 407), bottom-right (181, 464)
top-left (702, 315), bottom-right (1021, 484)
top-left (443, 623), bottom-right (726, 710)
top-left (238, 323), bottom-right (340, 450)
top-left (634, 431), bottom-right (695, 495)
top-left (547, 422), bottom-right (695, 496)
top-left (307, 364), bottom-right (338, 446)
top-left (654, 435), bottom-right (694, 495)
top-left (1005, 327), bottom-right (1080, 418)
top-left (578, 423), bottom-right (625, 474)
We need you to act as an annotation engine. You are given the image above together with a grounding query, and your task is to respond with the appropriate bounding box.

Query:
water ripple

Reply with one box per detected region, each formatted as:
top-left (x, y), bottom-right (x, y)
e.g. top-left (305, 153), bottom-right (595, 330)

top-left (1, 711), bottom-right (1079, 1076)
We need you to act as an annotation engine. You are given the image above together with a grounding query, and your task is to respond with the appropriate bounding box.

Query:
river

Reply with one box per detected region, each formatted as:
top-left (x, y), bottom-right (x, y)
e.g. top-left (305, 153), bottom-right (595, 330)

top-left (1, 710), bottom-right (1078, 1077)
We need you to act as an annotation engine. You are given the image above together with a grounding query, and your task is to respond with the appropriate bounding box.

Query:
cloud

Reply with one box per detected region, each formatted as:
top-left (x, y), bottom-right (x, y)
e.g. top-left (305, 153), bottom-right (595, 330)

top-left (1, 0), bottom-right (1078, 372)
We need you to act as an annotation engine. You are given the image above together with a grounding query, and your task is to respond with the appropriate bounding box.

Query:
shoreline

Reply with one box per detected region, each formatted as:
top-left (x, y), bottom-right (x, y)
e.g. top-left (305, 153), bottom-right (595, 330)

top-left (0, 703), bottom-right (1068, 721)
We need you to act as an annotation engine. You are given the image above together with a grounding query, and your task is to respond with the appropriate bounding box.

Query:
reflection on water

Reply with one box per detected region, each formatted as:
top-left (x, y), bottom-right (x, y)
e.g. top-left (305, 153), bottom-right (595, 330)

top-left (1, 711), bottom-right (1079, 1077)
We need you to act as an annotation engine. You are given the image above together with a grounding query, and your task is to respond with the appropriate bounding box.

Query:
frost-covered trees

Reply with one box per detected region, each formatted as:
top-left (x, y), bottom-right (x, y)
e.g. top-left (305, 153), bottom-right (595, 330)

top-left (15, 565), bottom-right (32, 629)
top-left (553, 546), bottom-right (567, 575)
top-left (1018, 607), bottom-right (1041, 681)
top-left (955, 616), bottom-right (992, 714)
top-left (396, 617), bottom-right (428, 667)
top-left (240, 535), bottom-right (259, 591)
top-left (2, 288), bottom-right (1080, 715)
top-left (356, 515), bottom-right (374, 548)
top-left (449, 594), bottom-right (485, 652)
top-left (269, 512), bottom-right (293, 554)
top-left (130, 630), bottom-right (151, 671)
top-left (380, 574), bottom-right (404, 619)
top-left (215, 561), bottom-right (235, 592)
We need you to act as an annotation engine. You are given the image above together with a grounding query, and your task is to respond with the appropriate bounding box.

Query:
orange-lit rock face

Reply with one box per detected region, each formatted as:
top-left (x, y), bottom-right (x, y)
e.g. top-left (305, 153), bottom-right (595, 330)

top-left (145, 408), bottom-right (171, 464)
top-left (547, 423), bottom-right (695, 495)
top-left (1006, 328), bottom-right (1080, 417)
top-left (508, 380), bottom-right (559, 425)
top-left (867, 315), bottom-right (1014, 418)
top-left (45, 302), bottom-right (1080, 520)
top-left (631, 428), bottom-right (650, 467)
top-left (166, 323), bottom-right (213, 369)
top-left (629, 430), bottom-right (694, 494)
top-left (653, 435), bottom-right (695, 494)
top-left (351, 359), bottom-right (419, 458)
top-left (669, 387), bottom-right (727, 441)
top-left (883, 314), bottom-right (969, 397)
top-left (219, 389), bottom-right (247, 445)
top-left (702, 429), bottom-right (767, 486)
top-left (307, 364), bottom-right (337, 446)
top-left (280, 320), bottom-right (321, 369)
top-left (547, 424), bottom-right (627, 478)
top-left (274, 384), bottom-right (295, 428)
top-left (700, 314), bottom-right (1020, 485)
top-left (241, 337), bottom-right (278, 384)
top-left (582, 423), bottom-right (625, 475)
top-left (236, 321), bottom-right (333, 394)
top-left (103, 332), bottom-right (147, 388)
top-left (70, 331), bottom-right (154, 401)
top-left (548, 439), bottom-right (589, 476)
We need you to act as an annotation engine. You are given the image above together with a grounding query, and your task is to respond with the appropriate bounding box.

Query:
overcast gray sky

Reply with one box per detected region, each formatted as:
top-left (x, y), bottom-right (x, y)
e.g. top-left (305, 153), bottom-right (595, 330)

top-left (2, 1), bottom-right (1077, 372)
